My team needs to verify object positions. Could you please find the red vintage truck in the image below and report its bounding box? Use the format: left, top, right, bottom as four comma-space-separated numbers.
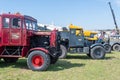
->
0, 13, 61, 71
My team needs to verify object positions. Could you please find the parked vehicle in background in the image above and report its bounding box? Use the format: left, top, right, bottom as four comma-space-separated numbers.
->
109, 35, 120, 51
60, 24, 106, 59
84, 30, 111, 53
108, 2, 120, 52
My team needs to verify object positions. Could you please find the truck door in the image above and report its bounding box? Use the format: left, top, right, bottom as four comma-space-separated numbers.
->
69, 29, 78, 47
69, 29, 84, 47
10, 17, 22, 45
2, 17, 10, 45
22, 19, 27, 46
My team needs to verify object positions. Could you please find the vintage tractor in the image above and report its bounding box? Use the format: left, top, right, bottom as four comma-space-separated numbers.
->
60, 24, 106, 59
0, 13, 61, 71
83, 30, 111, 53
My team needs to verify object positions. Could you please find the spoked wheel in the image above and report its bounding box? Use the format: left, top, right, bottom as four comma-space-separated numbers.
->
3, 57, 18, 63
104, 44, 111, 53
27, 50, 50, 71
112, 44, 120, 52
90, 46, 106, 59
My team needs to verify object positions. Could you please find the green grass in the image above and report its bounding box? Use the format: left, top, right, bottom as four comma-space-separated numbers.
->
0, 51, 120, 80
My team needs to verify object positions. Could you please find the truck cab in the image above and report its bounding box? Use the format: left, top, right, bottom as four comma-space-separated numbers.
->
69, 24, 84, 47
0, 13, 38, 46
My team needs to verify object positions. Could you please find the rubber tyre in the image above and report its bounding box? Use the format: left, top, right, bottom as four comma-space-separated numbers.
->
27, 50, 50, 71
112, 44, 120, 52
59, 45, 67, 59
104, 44, 111, 53
90, 46, 106, 59
3, 58, 18, 63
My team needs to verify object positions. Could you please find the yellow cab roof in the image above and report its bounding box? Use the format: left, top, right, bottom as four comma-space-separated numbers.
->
84, 30, 97, 37
69, 24, 83, 30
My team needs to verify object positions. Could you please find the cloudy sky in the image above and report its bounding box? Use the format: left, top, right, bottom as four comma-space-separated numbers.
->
0, 0, 120, 30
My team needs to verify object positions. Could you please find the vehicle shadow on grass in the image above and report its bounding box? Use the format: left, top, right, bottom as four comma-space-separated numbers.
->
66, 55, 91, 59
66, 54, 115, 60
47, 60, 85, 71
0, 58, 28, 69
0, 58, 85, 71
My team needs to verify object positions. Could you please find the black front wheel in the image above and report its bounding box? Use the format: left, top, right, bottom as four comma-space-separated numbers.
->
27, 50, 50, 71
90, 46, 106, 59
112, 44, 120, 52
59, 45, 67, 59
104, 44, 111, 53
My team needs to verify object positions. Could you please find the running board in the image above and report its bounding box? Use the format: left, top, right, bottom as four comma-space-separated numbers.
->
0, 55, 22, 58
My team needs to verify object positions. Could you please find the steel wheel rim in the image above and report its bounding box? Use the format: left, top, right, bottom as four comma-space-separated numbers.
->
105, 45, 110, 51
94, 48, 102, 57
115, 46, 119, 50
32, 55, 44, 67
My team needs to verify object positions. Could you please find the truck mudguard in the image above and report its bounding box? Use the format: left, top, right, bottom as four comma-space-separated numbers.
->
90, 43, 104, 49
27, 47, 49, 55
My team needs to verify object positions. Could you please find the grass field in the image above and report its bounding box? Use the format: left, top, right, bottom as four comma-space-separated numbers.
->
0, 51, 120, 80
